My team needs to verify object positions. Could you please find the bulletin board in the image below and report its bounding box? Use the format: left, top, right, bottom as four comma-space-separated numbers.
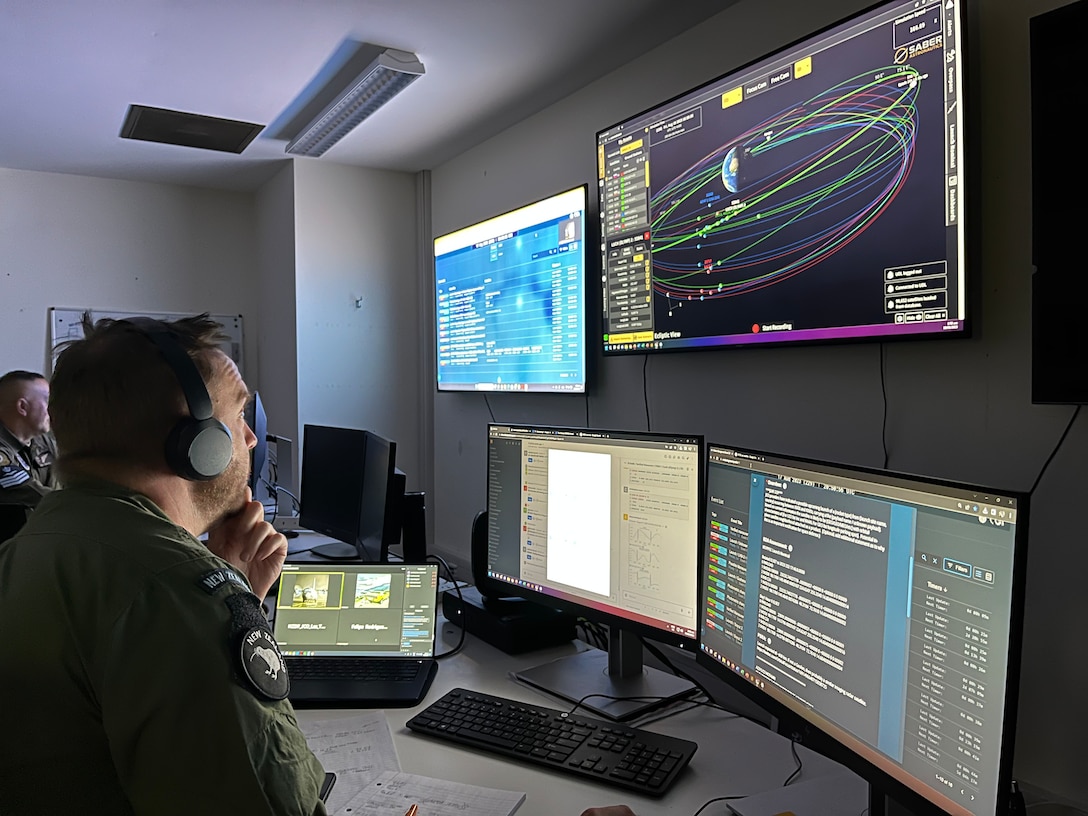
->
48, 308, 245, 375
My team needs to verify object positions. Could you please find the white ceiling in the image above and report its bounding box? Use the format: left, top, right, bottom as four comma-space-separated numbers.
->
0, 0, 730, 192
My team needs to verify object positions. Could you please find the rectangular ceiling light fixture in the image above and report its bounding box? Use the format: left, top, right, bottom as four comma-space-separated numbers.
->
285, 47, 425, 157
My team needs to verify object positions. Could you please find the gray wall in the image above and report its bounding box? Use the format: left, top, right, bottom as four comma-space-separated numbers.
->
254, 163, 300, 462
0, 162, 421, 498
428, 0, 1088, 806
0, 167, 260, 376
293, 161, 423, 491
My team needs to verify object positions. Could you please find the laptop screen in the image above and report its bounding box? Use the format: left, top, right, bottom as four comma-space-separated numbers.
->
274, 563, 439, 658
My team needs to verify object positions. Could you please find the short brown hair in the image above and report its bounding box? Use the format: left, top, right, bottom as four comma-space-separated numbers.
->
49, 314, 229, 477
0, 370, 47, 402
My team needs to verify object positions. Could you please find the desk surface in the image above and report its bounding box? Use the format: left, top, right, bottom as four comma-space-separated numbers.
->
293, 615, 868, 816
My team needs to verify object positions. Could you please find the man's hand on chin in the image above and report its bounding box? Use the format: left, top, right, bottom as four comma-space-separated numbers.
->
205, 487, 287, 599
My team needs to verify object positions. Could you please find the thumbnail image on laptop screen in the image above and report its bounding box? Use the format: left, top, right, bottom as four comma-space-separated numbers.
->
274, 563, 438, 658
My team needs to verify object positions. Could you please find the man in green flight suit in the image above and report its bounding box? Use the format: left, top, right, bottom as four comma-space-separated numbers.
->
0, 315, 327, 815
0, 370, 59, 507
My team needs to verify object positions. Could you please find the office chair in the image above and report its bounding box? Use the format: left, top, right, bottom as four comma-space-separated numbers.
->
0, 504, 31, 543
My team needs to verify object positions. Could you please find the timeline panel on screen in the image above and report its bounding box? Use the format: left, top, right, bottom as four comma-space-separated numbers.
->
598, 0, 967, 353
434, 186, 588, 393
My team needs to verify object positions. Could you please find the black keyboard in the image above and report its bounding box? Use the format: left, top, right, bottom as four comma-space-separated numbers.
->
286, 657, 423, 681
406, 688, 697, 796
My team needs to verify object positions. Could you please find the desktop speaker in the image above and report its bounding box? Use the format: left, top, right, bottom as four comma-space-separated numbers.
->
448, 509, 576, 654
470, 510, 509, 599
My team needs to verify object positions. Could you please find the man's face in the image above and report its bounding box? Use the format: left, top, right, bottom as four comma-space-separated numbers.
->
193, 352, 257, 524
21, 378, 50, 436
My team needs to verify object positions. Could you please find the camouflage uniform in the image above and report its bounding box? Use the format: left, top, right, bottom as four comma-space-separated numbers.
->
0, 423, 58, 507
0, 478, 327, 815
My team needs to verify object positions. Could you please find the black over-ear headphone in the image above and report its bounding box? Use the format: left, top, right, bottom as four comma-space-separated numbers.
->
124, 318, 234, 481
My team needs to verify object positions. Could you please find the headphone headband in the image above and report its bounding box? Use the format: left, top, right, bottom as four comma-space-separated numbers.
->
123, 317, 233, 480
125, 318, 214, 422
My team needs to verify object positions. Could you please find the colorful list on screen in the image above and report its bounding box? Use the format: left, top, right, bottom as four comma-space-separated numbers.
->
435, 186, 588, 393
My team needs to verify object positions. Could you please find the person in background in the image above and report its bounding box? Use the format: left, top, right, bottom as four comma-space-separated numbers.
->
0, 370, 59, 508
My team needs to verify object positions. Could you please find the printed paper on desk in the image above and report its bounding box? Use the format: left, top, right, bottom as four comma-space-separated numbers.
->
302, 711, 402, 811
332, 769, 525, 816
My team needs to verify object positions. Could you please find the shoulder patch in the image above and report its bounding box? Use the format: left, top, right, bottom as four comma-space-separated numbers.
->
226, 592, 289, 701
0, 468, 30, 488
239, 627, 290, 701
0, 450, 9, 467
197, 567, 251, 595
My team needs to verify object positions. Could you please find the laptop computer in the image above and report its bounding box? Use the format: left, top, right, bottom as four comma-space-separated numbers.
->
272, 562, 440, 707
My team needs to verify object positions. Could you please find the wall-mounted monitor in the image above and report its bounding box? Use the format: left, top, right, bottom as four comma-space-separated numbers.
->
698, 444, 1027, 816
597, 0, 968, 353
434, 185, 588, 392
1030, 0, 1088, 404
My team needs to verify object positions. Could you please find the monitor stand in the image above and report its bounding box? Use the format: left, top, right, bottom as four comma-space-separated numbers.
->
309, 540, 360, 560
512, 627, 696, 722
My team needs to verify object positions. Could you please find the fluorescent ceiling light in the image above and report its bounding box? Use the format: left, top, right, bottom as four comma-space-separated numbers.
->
285, 47, 425, 157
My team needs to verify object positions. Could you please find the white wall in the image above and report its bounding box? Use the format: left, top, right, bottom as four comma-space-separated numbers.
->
254, 163, 300, 486
0, 161, 424, 501
428, 0, 1088, 806
292, 160, 422, 493
0, 167, 259, 378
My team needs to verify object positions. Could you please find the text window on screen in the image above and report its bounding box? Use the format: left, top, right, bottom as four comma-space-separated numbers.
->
546, 448, 612, 596
618, 453, 698, 622
754, 478, 893, 743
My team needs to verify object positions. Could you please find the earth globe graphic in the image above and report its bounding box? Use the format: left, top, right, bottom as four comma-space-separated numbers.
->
721, 145, 740, 193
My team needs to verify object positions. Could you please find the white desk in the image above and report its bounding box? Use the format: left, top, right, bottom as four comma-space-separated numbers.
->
293, 616, 868, 816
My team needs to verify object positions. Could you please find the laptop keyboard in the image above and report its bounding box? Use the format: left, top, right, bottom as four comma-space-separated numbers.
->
287, 657, 423, 681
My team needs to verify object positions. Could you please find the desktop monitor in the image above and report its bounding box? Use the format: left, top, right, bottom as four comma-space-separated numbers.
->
597, 0, 970, 353
434, 185, 589, 393
697, 444, 1027, 816
485, 423, 703, 720
244, 390, 268, 498
299, 425, 400, 562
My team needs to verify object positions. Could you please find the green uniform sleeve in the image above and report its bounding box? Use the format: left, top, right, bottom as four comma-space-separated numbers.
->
31, 432, 59, 489
0, 433, 56, 507
98, 571, 327, 815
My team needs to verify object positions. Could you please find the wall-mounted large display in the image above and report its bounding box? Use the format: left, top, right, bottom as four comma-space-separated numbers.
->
597, 0, 968, 353
434, 185, 588, 393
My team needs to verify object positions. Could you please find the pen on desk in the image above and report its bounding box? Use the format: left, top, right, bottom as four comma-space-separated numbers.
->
404, 805, 419, 816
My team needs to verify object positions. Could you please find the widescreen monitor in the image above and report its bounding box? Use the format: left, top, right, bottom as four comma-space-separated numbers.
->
697, 444, 1027, 816
299, 425, 401, 562
434, 185, 588, 393
597, 0, 969, 353
486, 423, 703, 720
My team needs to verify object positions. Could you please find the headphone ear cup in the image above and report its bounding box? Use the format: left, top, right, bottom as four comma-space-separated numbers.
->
166, 417, 233, 481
